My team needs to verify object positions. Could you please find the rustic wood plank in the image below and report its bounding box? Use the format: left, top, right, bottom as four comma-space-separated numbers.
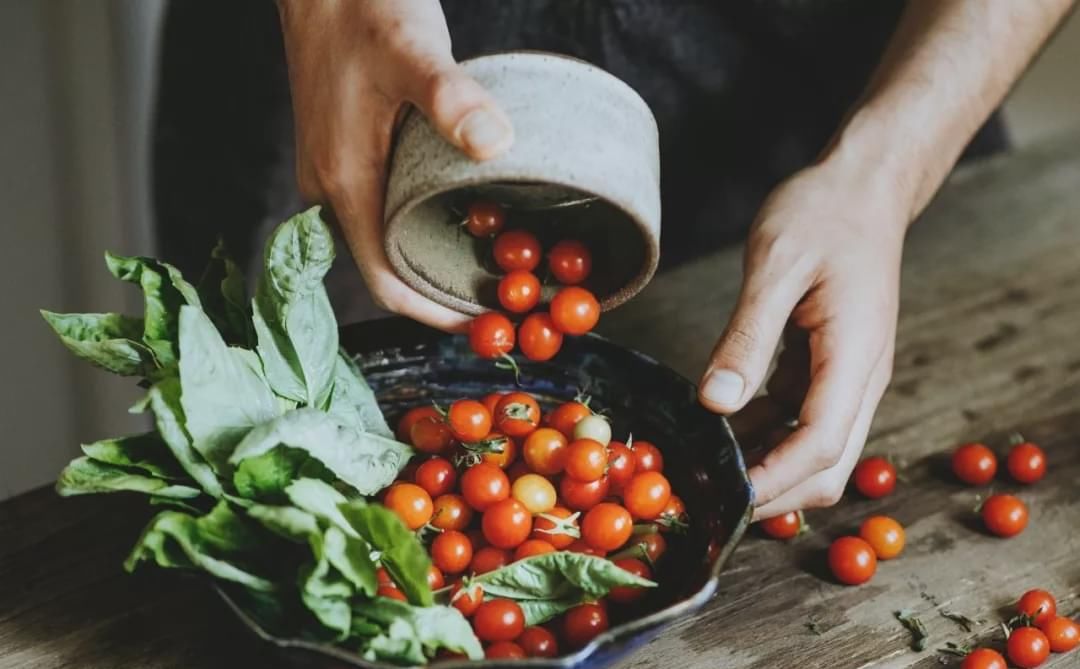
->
2, 134, 1079, 669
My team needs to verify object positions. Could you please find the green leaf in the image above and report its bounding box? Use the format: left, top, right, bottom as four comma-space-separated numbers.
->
326, 352, 393, 438
178, 305, 280, 472
196, 240, 253, 346
284, 478, 356, 536
228, 408, 411, 496
40, 311, 157, 376
298, 525, 376, 641
319, 525, 377, 597
356, 598, 483, 662
246, 504, 320, 543
124, 502, 277, 591
340, 500, 432, 606
253, 207, 338, 407
144, 377, 223, 497
81, 433, 186, 480
56, 457, 201, 499
517, 598, 582, 626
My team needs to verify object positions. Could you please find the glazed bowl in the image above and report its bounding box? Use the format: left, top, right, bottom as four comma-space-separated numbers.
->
384, 51, 661, 316
218, 317, 753, 668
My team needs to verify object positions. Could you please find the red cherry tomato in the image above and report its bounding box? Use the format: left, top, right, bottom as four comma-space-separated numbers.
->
493, 229, 541, 272
563, 602, 609, 649
530, 505, 580, 549
376, 567, 396, 589
397, 406, 439, 442
506, 460, 531, 484
565, 439, 608, 482
513, 538, 556, 561
518, 312, 564, 362
465, 200, 505, 238
498, 270, 542, 314
426, 565, 445, 590
473, 599, 526, 642
582, 502, 633, 552
828, 536, 877, 585
858, 515, 905, 560
522, 428, 569, 475
431, 494, 473, 532
383, 483, 433, 530
410, 416, 453, 455
517, 626, 559, 657
494, 392, 541, 438
480, 392, 506, 417
622, 472, 671, 520
414, 457, 457, 498
631, 440, 663, 473
605, 441, 636, 492
548, 239, 593, 285
853, 456, 896, 499
1007, 626, 1050, 668
447, 399, 492, 443
482, 499, 533, 549
1007, 442, 1047, 484
469, 312, 515, 359
547, 401, 592, 439
460, 462, 510, 512
470, 546, 512, 574
566, 538, 606, 557
1042, 616, 1080, 652
460, 432, 517, 470
485, 641, 526, 659
550, 287, 600, 336
982, 494, 1028, 537
952, 442, 998, 485
450, 579, 483, 617
960, 648, 1008, 669
560, 475, 611, 511
431, 530, 473, 575
760, 511, 804, 540
377, 585, 407, 601
1017, 589, 1057, 627
657, 495, 688, 532
635, 531, 667, 563
609, 557, 652, 604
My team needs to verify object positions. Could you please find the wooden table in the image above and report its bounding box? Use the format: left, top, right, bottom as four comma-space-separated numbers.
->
3, 134, 1080, 669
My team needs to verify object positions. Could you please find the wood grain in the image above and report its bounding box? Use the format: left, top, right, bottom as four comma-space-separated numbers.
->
3, 135, 1080, 668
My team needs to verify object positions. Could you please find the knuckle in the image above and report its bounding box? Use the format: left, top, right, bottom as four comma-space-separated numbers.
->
721, 319, 764, 359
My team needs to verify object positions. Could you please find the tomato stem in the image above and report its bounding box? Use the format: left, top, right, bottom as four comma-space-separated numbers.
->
494, 354, 522, 385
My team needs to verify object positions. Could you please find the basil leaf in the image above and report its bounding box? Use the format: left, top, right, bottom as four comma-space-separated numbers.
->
319, 525, 377, 597
357, 598, 483, 662
80, 433, 186, 480
327, 352, 393, 438
144, 377, 224, 498
228, 408, 411, 496
284, 478, 356, 537
196, 240, 253, 346
246, 504, 320, 543
178, 305, 280, 471
299, 525, 377, 640
340, 500, 432, 607
56, 457, 202, 499
40, 311, 157, 376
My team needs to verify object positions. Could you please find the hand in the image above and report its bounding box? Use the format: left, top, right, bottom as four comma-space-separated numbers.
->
698, 158, 906, 519
277, 0, 514, 331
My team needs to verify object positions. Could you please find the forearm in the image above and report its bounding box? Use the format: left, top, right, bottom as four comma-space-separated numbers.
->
824, 0, 1076, 222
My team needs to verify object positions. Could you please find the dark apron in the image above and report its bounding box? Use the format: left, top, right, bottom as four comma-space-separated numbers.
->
154, 0, 1007, 322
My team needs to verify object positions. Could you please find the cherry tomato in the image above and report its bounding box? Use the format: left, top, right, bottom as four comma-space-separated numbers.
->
1007, 442, 1047, 484
982, 494, 1028, 537
523, 428, 569, 475
426, 565, 445, 590
473, 599, 526, 642
622, 472, 671, 520
469, 312, 515, 359
566, 538, 606, 557
397, 406, 439, 442
828, 536, 876, 585
631, 440, 663, 473
636, 531, 667, 563
494, 392, 541, 438
414, 457, 457, 498
384, 483, 433, 530
548, 239, 593, 285
1007, 626, 1050, 668
560, 475, 611, 511
550, 286, 600, 336
460, 463, 510, 512
531, 506, 580, 549
853, 456, 896, 499
582, 503, 633, 552
511, 473, 557, 514
563, 602, 609, 649
377, 585, 407, 601
1042, 616, 1080, 652
465, 200, 505, 238
431, 530, 473, 574
459, 433, 517, 469
760, 511, 804, 540
1017, 589, 1057, 627
518, 312, 564, 362
547, 401, 592, 439
447, 399, 492, 443
960, 648, 1008, 669
657, 495, 688, 532
859, 515, 905, 560
572, 414, 611, 446
565, 439, 608, 482
410, 416, 453, 455
606, 441, 636, 491
609, 558, 652, 604
506, 460, 531, 484
517, 626, 559, 657
482, 498, 533, 549
431, 494, 473, 532
497, 269, 542, 314
485, 641, 525, 659
451, 579, 483, 616
952, 442, 998, 485
493, 229, 541, 272
513, 539, 556, 561
480, 392, 506, 417
376, 567, 396, 589
470, 546, 511, 574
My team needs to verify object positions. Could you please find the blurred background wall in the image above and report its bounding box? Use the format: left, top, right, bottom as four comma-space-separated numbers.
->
1, 2, 1078, 500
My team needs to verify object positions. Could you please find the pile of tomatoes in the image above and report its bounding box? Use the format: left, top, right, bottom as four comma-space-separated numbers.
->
463, 201, 602, 363
958, 588, 1078, 669
383, 389, 688, 660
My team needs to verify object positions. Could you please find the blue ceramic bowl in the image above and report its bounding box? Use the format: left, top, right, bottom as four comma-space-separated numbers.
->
218, 317, 753, 668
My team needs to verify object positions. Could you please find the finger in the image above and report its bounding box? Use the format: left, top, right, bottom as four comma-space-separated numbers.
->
727, 395, 793, 448
766, 342, 810, 411
747, 321, 885, 506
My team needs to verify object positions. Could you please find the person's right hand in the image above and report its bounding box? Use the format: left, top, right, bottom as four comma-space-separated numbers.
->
277, 0, 514, 331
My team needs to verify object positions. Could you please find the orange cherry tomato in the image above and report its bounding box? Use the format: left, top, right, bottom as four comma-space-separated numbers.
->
383, 483, 433, 530
622, 472, 671, 520
859, 515, 905, 560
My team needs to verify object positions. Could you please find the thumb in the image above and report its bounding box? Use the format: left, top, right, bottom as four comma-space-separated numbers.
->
403, 60, 514, 161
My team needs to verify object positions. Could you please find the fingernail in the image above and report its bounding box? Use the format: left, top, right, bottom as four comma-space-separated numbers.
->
701, 370, 745, 408
457, 108, 512, 155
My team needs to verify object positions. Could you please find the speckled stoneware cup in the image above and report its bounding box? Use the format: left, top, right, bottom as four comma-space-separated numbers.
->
384, 51, 661, 315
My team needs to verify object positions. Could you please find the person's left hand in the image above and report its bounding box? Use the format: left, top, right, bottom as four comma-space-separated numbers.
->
698, 155, 908, 520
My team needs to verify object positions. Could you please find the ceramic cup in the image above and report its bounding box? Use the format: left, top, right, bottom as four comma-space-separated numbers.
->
384, 51, 661, 316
